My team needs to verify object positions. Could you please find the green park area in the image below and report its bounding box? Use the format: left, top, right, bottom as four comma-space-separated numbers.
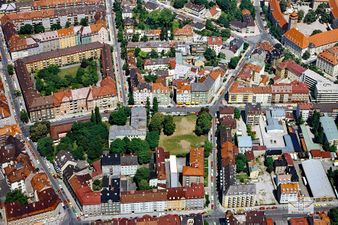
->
35, 59, 99, 96
159, 114, 207, 155
57, 65, 81, 78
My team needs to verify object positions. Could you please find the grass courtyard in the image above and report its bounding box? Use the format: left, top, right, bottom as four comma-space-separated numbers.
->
57, 65, 80, 78
159, 114, 207, 155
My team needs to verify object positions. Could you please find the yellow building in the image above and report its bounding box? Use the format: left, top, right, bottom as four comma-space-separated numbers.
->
57, 27, 78, 49
23, 42, 103, 72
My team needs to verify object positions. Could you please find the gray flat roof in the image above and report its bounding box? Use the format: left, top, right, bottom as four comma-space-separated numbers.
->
301, 159, 336, 199
320, 116, 338, 142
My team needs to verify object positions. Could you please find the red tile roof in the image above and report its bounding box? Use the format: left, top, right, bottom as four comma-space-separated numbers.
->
208, 36, 223, 46
182, 147, 204, 177
278, 60, 306, 76
269, 0, 288, 30
5, 187, 61, 222
155, 147, 168, 180
121, 189, 167, 203
283, 28, 309, 49
174, 25, 193, 36
68, 174, 101, 206
330, 0, 338, 18
318, 46, 338, 66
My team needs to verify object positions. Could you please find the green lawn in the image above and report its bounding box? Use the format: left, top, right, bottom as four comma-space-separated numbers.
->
57, 65, 80, 78
159, 114, 207, 155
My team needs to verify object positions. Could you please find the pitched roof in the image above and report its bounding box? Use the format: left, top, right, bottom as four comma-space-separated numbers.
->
174, 24, 193, 36
283, 28, 309, 49
308, 28, 338, 47
182, 147, 204, 177
56, 27, 74, 37
318, 46, 338, 65
31, 172, 50, 192
269, 0, 288, 30
68, 174, 101, 206
120, 189, 167, 203
5, 187, 61, 222
329, 0, 338, 18
278, 60, 306, 76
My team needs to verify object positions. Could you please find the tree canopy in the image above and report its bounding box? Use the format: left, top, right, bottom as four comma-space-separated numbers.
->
163, 115, 176, 135
109, 106, 131, 125
134, 167, 151, 190
195, 108, 212, 136
30, 121, 50, 142
37, 137, 54, 160
6, 190, 28, 205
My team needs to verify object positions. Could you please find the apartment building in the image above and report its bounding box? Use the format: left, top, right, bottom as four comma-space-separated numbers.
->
277, 182, 300, 203
167, 183, 205, 211
130, 68, 171, 106
15, 42, 117, 122
120, 155, 138, 176
101, 176, 120, 215
301, 69, 338, 103
223, 184, 256, 208
173, 25, 194, 42
191, 69, 222, 105
184, 2, 206, 17
268, 0, 288, 32
144, 58, 175, 71
245, 103, 262, 126
101, 153, 121, 177
68, 174, 101, 216
0, 5, 105, 30
6, 188, 62, 225
127, 41, 173, 53
316, 47, 338, 78
276, 60, 306, 81
282, 28, 338, 57
182, 147, 204, 186
120, 189, 167, 214
228, 81, 309, 104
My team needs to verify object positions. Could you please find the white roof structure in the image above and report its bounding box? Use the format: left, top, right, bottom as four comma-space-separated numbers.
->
301, 159, 336, 199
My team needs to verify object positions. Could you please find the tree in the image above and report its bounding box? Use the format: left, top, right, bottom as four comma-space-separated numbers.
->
30, 121, 50, 142
173, 0, 187, 8
149, 49, 159, 59
110, 138, 127, 154
302, 51, 311, 60
329, 207, 338, 224
163, 115, 176, 135
37, 137, 54, 160
134, 167, 150, 189
51, 23, 62, 30
141, 35, 148, 42
94, 106, 101, 124
235, 153, 247, 173
279, 0, 287, 12
149, 112, 164, 132
80, 17, 89, 26
134, 48, 141, 57
109, 106, 130, 125
92, 179, 102, 191
229, 56, 240, 69
6, 190, 28, 205
132, 33, 140, 42
319, 12, 331, 24
304, 10, 317, 24
204, 140, 212, 158
146, 131, 160, 149
20, 110, 29, 123
239, 0, 255, 15
193, 0, 208, 6
128, 93, 134, 105
195, 108, 212, 136
264, 157, 274, 173
19, 24, 33, 34
204, 48, 217, 61
152, 97, 159, 115
65, 21, 72, 28
329, 145, 337, 152
234, 108, 241, 120
34, 24, 45, 33
298, 10, 304, 22
7, 64, 14, 75
311, 29, 322, 35
146, 97, 151, 121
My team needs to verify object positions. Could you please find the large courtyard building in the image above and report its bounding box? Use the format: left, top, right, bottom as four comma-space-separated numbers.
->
15, 42, 118, 121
